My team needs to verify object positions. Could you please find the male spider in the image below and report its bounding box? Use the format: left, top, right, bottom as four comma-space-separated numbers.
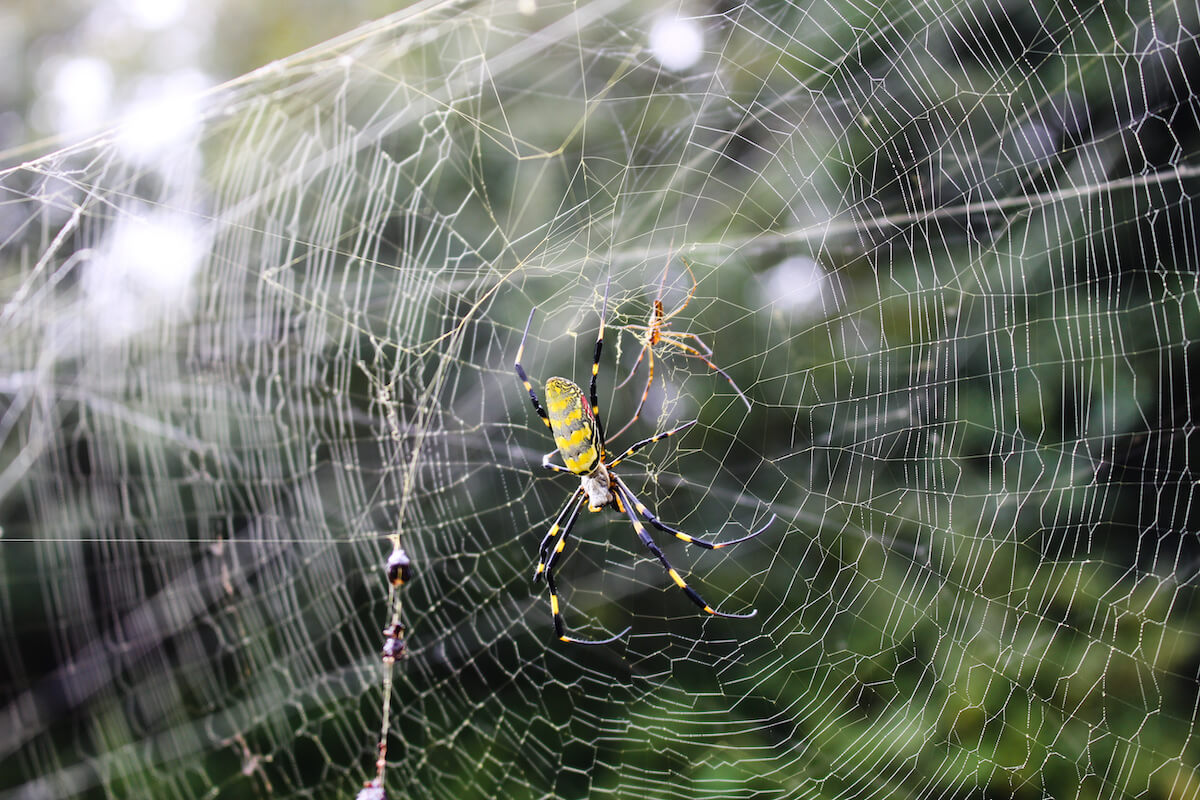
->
514, 289, 772, 644
610, 258, 751, 439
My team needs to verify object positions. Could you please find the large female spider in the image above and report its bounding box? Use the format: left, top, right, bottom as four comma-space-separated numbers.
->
514, 291, 772, 644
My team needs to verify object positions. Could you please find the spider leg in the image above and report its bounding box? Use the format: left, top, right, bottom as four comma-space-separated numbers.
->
544, 569, 631, 645
589, 278, 610, 448
614, 327, 650, 390
541, 450, 577, 474
666, 329, 714, 357
607, 419, 698, 468
613, 481, 756, 619
533, 488, 585, 581
619, 340, 648, 393
609, 343, 657, 440
529, 467, 629, 644
515, 308, 551, 427
531, 467, 629, 644
658, 332, 751, 411
613, 475, 775, 550
667, 256, 699, 324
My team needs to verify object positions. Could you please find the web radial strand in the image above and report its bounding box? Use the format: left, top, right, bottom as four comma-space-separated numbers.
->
1, 1, 1199, 800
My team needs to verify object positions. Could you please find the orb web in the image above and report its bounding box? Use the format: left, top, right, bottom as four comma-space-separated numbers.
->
2, 1, 1199, 798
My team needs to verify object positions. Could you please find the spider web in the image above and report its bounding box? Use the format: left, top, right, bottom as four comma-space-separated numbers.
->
2, 0, 1200, 797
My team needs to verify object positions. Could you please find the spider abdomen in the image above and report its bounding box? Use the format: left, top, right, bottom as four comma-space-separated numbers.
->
544, 376, 601, 474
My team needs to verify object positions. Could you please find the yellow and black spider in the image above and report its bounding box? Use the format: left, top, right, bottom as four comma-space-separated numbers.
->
514, 289, 773, 644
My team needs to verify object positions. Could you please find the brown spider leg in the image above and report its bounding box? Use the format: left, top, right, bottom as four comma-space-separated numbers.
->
655, 256, 698, 330
612, 475, 775, 550
614, 327, 651, 390
533, 488, 585, 581
609, 340, 658, 439
612, 481, 757, 619
658, 256, 697, 328
656, 331, 751, 411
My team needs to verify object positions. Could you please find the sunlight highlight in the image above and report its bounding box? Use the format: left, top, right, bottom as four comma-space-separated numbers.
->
85, 211, 204, 341
759, 256, 833, 316
117, 71, 208, 163
649, 15, 703, 71
41, 56, 114, 138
